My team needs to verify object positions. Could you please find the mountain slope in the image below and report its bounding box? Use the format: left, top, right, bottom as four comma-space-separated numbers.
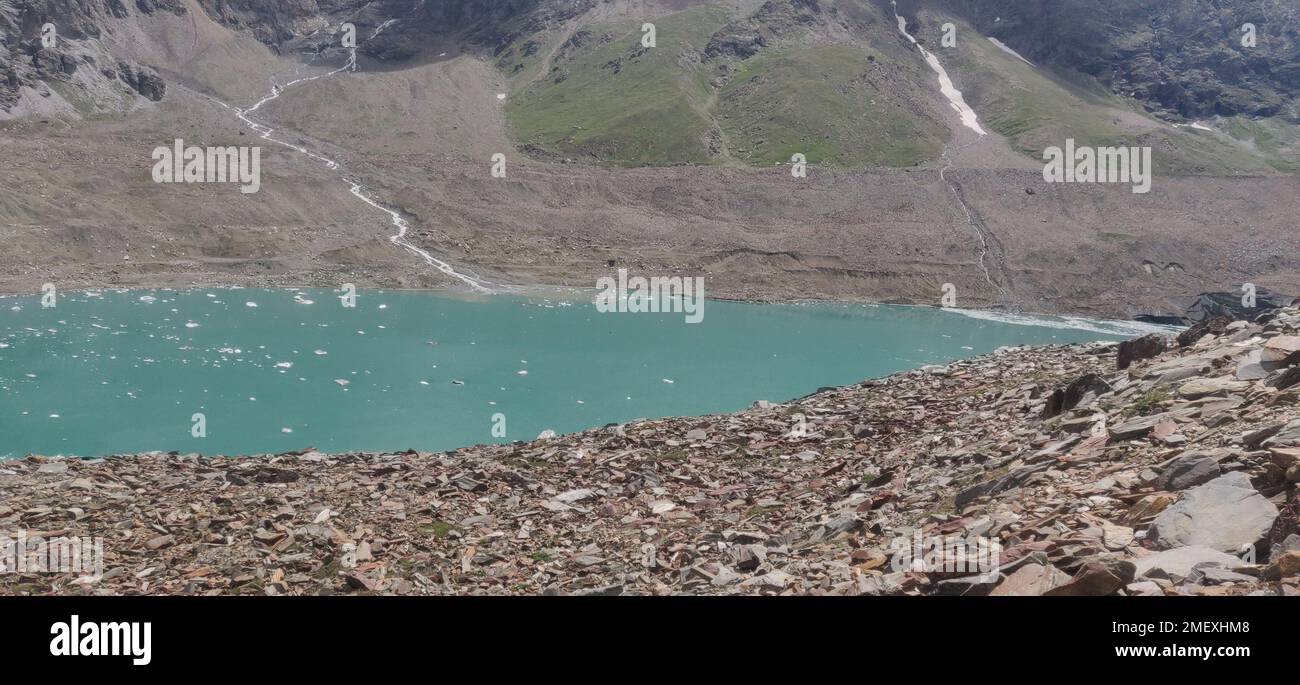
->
1, 0, 1299, 320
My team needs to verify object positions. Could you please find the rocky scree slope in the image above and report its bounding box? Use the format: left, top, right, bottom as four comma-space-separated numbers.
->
0, 0, 170, 116
3, 309, 1300, 595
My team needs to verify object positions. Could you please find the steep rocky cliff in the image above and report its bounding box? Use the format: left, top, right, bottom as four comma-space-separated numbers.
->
939, 0, 1300, 121
0, 0, 172, 115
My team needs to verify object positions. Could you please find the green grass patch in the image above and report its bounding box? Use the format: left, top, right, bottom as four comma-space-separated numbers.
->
716, 45, 946, 167
1128, 388, 1171, 416
1222, 115, 1300, 173
506, 5, 731, 166
419, 520, 459, 539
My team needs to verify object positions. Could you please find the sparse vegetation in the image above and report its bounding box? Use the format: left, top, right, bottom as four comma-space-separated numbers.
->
1129, 388, 1171, 416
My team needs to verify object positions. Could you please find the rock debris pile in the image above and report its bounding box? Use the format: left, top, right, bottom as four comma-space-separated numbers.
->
4, 309, 1300, 595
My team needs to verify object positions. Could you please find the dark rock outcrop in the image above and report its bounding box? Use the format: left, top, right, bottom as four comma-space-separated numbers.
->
117, 61, 165, 101
1117, 333, 1168, 370
1041, 372, 1111, 418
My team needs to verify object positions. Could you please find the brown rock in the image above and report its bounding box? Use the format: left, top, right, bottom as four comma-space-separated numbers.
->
1044, 557, 1136, 596
1117, 334, 1168, 370
1262, 336, 1300, 363
989, 563, 1071, 596
1177, 316, 1231, 348
1263, 552, 1300, 580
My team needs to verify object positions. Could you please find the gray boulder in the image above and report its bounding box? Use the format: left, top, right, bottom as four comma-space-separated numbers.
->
1148, 472, 1278, 552
1155, 450, 1223, 491
1133, 546, 1244, 580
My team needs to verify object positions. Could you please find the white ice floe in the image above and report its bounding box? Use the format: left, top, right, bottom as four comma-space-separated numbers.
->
942, 307, 1181, 337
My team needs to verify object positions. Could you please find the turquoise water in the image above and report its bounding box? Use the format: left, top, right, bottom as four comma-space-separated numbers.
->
0, 288, 1157, 458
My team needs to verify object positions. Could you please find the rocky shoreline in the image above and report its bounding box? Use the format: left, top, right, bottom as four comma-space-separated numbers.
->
3, 309, 1300, 596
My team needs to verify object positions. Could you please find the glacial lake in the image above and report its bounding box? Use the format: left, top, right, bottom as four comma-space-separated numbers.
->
0, 288, 1163, 458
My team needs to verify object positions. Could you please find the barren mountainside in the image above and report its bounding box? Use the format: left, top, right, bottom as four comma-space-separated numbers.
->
1, 0, 1299, 319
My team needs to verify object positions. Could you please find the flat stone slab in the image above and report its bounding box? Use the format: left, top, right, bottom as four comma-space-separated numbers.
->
1263, 418, 1300, 448
1148, 472, 1278, 552
1155, 450, 1223, 491
1133, 546, 1243, 580
1262, 335, 1300, 363
989, 563, 1070, 596
1178, 377, 1249, 400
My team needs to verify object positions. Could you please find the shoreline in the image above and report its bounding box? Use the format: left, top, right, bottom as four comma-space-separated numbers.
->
0, 280, 1181, 333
